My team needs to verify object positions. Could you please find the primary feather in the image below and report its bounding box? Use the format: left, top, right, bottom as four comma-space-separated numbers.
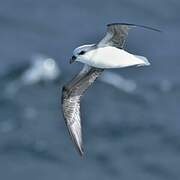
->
62, 65, 103, 156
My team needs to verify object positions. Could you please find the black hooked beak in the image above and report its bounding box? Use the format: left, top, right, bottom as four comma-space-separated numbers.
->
70, 55, 76, 64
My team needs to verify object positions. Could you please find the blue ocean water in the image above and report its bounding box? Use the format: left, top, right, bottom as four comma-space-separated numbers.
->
0, 0, 180, 179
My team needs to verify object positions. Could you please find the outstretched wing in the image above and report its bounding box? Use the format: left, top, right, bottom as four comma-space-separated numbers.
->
98, 23, 161, 49
61, 65, 103, 156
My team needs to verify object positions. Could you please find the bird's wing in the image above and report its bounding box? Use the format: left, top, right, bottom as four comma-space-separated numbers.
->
62, 65, 103, 156
98, 23, 161, 49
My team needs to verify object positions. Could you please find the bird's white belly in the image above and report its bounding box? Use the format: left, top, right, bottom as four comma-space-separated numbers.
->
80, 46, 149, 69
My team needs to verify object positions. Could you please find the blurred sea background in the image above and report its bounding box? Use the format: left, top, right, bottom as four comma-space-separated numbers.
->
0, 0, 180, 179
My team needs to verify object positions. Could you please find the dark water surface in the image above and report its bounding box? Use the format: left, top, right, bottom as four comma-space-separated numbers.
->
0, 0, 180, 179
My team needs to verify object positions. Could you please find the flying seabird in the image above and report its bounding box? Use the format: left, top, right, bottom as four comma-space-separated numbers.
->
61, 23, 160, 156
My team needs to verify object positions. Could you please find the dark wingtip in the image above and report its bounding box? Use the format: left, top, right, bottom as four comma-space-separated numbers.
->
107, 22, 162, 33
74, 139, 84, 157
78, 147, 84, 158
66, 124, 84, 158
73, 142, 84, 158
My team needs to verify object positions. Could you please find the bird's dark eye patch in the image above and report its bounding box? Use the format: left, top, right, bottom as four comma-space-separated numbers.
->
78, 51, 85, 55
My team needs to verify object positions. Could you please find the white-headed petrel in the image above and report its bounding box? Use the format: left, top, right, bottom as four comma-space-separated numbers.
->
61, 23, 160, 156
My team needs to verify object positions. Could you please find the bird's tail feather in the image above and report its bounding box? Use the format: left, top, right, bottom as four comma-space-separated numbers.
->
134, 55, 151, 67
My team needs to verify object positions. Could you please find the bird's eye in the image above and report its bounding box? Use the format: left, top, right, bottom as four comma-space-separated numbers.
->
78, 51, 85, 55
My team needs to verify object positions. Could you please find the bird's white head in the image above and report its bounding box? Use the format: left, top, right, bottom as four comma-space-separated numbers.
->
70, 44, 96, 64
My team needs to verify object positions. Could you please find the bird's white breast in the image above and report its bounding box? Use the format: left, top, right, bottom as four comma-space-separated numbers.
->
78, 46, 150, 69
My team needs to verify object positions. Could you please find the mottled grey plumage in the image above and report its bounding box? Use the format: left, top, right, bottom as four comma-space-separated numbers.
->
98, 23, 129, 49
62, 65, 103, 156
61, 23, 160, 156
98, 23, 161, 49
